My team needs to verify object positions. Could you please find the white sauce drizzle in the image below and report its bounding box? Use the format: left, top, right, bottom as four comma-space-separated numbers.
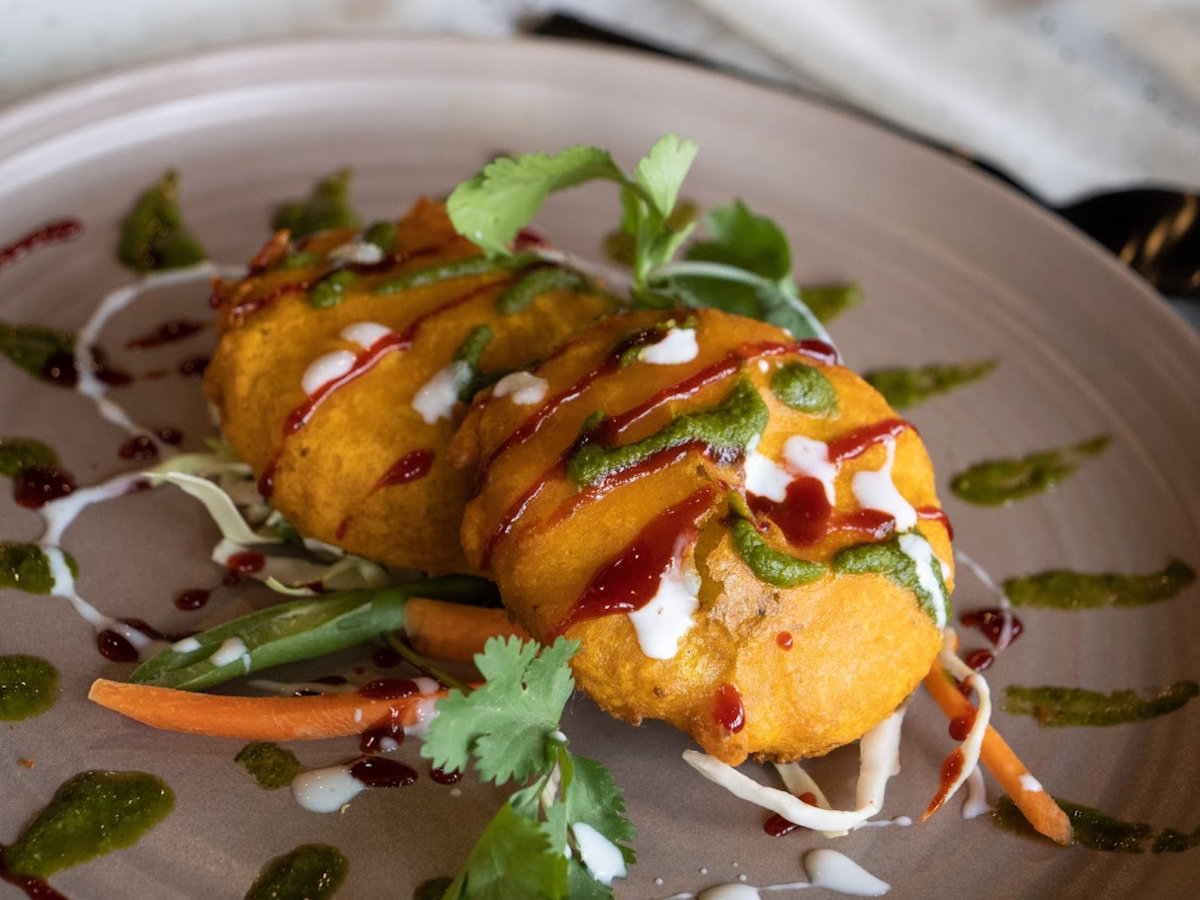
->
171, 636, 202, 653
572, 822, 628, 885
412, 360, 469, 424
301, 349, 356, 396
1019, 773, 1044, 794
897, 533, 949, 629
208, 636, 250, 670
804, 849, 890, 896
962, 767, 990, 819
340, 321, 391, 350
493, 370, 549, 406
291, 763, 366, 813
850, 439, 916, 532
744, 446, 791, 503
328, 240, 384, 266
955, 548, 1019, 652
782, 435, 838, 504
772, 761, 845, 838
641, 327, 699, 365
403, 677, 444, 738
627, 552, 700, 660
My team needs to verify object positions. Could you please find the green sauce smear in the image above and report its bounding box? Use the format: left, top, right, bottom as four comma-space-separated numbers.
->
308, 269, 357, 310
798, 282, 861, 324
369, 253, 538, 298
730, 517, 825, 588
0, 655, 58, 721
1004, 559, 1195, 609
950, 435, 1110, 506
566, 377, 768, 487
770, 362, 837, 415
2, 770, 174, 879
272, 169, 361, 239
1, 543, 76, 595
235, 742, 302, 791
362, 220, 397, 255
1005, 681, 1199, 726
245, 844, 347, 900
1, 322, 75, 381
0, 438, 57, 478
833, 534, 950, 625
863, 359, 996, 409
117, 170, 207, 272
992, 796, 1154, 852
1153, 826, 1200, 853
496, 265, 589, 315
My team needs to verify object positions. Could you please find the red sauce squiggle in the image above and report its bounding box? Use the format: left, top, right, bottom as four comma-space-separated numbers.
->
0, 219, 82, 273
258, 281, 503, 497
547, 485, 715, 638
827, 418, 912, 463
916, 505, 953, 540
925, 747, 965, 818
371, 448, 435, 494
481, 457, 566, 568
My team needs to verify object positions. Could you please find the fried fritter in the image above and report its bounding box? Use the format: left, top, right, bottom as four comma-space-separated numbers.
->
204, 199, 617, 573
455, 308, 953, 764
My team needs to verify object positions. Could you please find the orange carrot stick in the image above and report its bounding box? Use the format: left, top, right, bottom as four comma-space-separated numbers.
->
923, 657, 1073, 846
405, 597, 528, 661
88, 678, 446, 741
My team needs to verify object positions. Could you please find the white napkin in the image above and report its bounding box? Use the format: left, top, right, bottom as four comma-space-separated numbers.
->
691, 0, 1200, 203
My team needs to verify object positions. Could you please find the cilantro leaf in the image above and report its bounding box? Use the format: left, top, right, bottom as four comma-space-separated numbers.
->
442, 802, 569, 900
422, 636, 577, 786
633, 135, 698, 220
563, 756, 636, 857
447, 147, 624, 256
686, 200, 791, 281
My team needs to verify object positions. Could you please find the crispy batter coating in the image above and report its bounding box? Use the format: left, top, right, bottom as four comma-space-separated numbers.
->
204, 199, 616, 573
456, 308, 953, 764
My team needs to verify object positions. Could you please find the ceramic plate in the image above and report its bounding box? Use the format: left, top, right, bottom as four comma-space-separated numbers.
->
1, 37, 1198, 900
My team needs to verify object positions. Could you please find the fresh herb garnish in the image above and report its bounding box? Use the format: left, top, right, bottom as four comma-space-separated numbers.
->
446, 136, 834, 345
423, 637, 635, 899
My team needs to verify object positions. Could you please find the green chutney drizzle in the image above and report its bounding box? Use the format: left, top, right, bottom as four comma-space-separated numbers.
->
1004, 559, 1196, 609
0, 323, 75, 381
769, 362, 837, 415
0, 655, 58, 721
2, 770, 174, 879
117, 170, 207, 272
992, 796, 1154, 852
235, 742, 302, 791
1153, 826, 1200, 853
368, 252, 538, 298
566, 377, 768, 487
950, 435, 1110, 506
798, 282, 861, 324
1, 543, 76, 594
1005, 681, 1199, 726
833, 535, 950, 625
272, 169, 361, 239
496, 265, 588, 315
453, 324, 495, 402
730, 516, 825, 588
0, 438, 57, 478
244, 844, 347, 900
863, 359, 996, 409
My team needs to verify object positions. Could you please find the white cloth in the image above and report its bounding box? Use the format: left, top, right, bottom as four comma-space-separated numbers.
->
1, 0, 1197, 203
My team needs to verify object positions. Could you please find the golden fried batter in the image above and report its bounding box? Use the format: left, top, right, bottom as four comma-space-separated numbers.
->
204, 199, 617, 573
455, 308, 953, 764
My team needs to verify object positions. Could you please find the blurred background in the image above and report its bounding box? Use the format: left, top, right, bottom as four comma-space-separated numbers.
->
2, 0, 1198, 321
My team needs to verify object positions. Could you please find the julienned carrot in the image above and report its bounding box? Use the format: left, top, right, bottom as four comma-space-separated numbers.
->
88, 678, 446, 741
923, 657, 1073, 846
405, 597, 528, 661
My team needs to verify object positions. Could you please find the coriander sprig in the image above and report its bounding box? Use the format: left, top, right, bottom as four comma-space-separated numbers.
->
423, 637, 635, 899
446, 136, 835, 345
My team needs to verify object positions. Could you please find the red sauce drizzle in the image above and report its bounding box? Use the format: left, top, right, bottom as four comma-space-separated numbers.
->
776, 631, 793, 650
38, 347, 131, 389
125, 318, 205, 349
827, 418, 912, 463
964, 649, 994, 672
481, 457, 565, 569
762, 793, 818, 837
97, 630, 139, 663
229, 279, 311, 318
371, 646, 402, 668
178, 354, 209, 378
175, 588, 210, 611
0, 219, 82, 273
371, 448, 435, 493
949, 710, 977, 741
258, 283, 497, 498
960, 607, 1024, 650
0, 844, 68, 900
118, 435, 158, 461
429, 764, 463, 785
226, 551, 265, 574
916, 505, 954, 540
713, 682, 746, 734
348, 756, 417, 788
548, 486, 714, 638
359, 715, 406, 754
13, 466, 76, 508
925, 748, 965, 818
